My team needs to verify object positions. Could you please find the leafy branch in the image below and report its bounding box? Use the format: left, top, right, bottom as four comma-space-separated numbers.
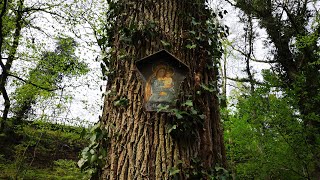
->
8, 73, 60, 92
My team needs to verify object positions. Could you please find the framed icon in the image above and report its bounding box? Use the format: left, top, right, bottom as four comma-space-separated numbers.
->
136, 50, 189, 111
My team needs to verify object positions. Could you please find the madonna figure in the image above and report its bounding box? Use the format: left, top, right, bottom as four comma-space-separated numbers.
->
145, 64, 175, 106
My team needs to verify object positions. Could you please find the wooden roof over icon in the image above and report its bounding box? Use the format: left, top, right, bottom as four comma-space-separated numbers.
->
135, 50, 189, 80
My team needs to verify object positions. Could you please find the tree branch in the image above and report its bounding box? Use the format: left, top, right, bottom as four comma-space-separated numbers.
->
224, 0, 236, 7
24, 8, 65, 19
227, 77, 264, 85
26, 23, 52, 38
231, 44, 276, 63
8, 73, 59, 91
282, 5, 301, 34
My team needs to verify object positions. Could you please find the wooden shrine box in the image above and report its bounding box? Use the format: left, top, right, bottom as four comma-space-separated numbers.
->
136, 50, 189, 112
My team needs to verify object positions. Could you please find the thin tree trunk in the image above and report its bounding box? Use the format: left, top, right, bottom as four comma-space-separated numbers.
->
0, 0, 24, 131
244, 13, 255, 94
0, 0, 9, 132
220, 42, 228, 109
101, 0, 226, 179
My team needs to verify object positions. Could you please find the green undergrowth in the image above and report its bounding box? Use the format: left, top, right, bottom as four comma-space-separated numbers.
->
0, 158, 89, 180
0, 119, 90, 179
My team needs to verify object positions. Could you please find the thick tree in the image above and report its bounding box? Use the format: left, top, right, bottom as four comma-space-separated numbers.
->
98, 0, 227, 179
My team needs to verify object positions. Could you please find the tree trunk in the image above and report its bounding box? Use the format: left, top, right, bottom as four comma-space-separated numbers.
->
101, 0, 226, 179
0, 0, 23, 132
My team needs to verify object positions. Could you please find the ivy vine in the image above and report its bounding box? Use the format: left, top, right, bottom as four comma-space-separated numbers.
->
157, 99, 205, 138
169, 157, 231, 180
78, 122, 109, 179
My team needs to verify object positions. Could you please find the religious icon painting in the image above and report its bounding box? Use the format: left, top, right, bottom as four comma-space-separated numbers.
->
144, 63, 176, 110
135, 50, 189, 112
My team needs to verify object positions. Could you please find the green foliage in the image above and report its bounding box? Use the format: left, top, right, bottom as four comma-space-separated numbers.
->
201, 82, 217, 93
0, 119, 88, 179
0, 159, 88, 180
224, 81, 315, 179
113, 97, 129, 107
12, 36, 89, 122
118, 20, 159, 45
157, 100, 205, 138
161, 40, 171, 48
51, 159, 90, 179
224, 1, 320, 178
168, 158, 231, 180
186, 44, 197, 49
183, 11, 228, 71
78, 122, 109, 179
168, 161, 182, 178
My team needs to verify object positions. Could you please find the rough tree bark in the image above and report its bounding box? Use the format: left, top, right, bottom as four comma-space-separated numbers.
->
101, 0, 226, 179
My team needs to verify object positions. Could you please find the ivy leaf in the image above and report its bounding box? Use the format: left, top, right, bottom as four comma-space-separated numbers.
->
189, 30, 196, 35
114, 97, 129, 107
201, 84, 216, 92
157, 104, 170, 112
101, 149, 107, 157
172, 109, 183, 119
183, 100, 193, 107
161, 40, 171, 47
186, 44, 197, 49
82, 147, 90, 154
80, 128, 87, 139
90, 149, 95, 155
118, 53, 128, 60
90, 154, 98, 164
169, 167, 180, 176
191, 108, 198, 115
90, 123, 101, 133
168, 125, 177, 133
199, 114, 206, 119
90, 133, 97, 142
191, 18, 201, 26
176, 113, 183, 119
77, 158, 86, 169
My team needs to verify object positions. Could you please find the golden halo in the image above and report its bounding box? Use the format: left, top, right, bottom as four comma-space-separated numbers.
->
152, 62, 169, 72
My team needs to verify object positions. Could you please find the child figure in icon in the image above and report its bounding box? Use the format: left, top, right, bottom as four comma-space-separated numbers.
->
145, 64, 175, 104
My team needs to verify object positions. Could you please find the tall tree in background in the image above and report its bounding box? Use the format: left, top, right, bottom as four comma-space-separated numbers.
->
98, 0, 227, 179
12, 37, 88, 124
0, 0, 24, 131
226, 0, 320, 177
0, 0, 94, 132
